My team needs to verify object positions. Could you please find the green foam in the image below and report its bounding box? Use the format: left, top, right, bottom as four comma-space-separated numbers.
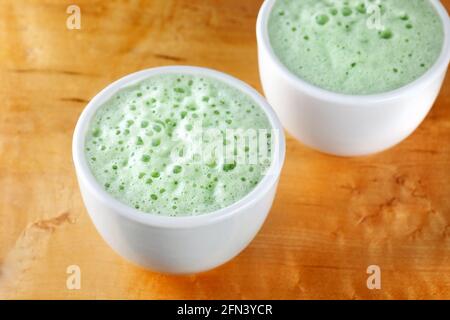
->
268, 0, 444, 95
85, 74, 273, 216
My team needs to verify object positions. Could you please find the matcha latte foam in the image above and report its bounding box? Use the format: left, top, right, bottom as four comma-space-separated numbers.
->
85, 74, 273, 216
268, 0, 444, 95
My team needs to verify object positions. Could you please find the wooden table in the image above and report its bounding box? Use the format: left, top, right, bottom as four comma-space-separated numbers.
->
1, 0, 449, 300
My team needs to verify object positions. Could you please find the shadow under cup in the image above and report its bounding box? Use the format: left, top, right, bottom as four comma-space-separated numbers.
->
72, 66, 286, 274
257, 0, 450, 157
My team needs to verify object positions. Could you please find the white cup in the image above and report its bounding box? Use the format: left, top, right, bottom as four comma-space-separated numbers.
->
73, 66, 286, 274
257, 0, 450, 156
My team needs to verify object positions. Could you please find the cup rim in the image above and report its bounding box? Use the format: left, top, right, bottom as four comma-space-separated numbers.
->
73, 66, 286, 229
257, 0, 450, 103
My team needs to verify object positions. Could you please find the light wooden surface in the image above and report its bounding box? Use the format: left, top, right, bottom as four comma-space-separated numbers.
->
1, 0, 449, 300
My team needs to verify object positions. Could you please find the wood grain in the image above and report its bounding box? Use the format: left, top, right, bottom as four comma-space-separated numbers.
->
0, 0, 449, 300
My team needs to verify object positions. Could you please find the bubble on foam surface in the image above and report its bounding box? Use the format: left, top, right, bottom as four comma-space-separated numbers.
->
268, 0, 444, 95
85, 74, 273, 216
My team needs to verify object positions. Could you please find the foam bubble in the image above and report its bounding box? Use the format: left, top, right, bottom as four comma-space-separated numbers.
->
268, 0, 444, 94
85, 74, 273, 216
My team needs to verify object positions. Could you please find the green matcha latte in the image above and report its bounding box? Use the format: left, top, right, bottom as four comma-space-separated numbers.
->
85, 74, 273, 216
268, 0, 444, 95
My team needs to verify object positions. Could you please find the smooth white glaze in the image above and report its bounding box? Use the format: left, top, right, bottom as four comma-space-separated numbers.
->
257, 0, 450, 156
73, 66, 286, 274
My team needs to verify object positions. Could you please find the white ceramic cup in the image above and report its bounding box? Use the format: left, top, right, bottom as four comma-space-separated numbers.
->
73, 66, 286, 274
257, 0, 450, 156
